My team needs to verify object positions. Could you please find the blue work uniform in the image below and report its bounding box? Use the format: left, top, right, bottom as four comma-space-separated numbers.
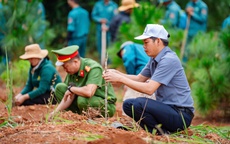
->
186, 0, 208, 39
122, 43, 149, 75
109, 11, 131, 42
67, 6, 90, 57
91, 0, 118, 60
161, 1, 181, 28
123, 46, 194, 134
222, 15, 230, 29
182, 0, 208, 64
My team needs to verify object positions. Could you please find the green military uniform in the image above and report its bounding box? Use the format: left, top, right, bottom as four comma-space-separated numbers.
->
52, 46, 117, 117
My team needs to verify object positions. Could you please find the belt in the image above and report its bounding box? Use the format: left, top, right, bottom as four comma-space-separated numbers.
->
173, 106, 194, 118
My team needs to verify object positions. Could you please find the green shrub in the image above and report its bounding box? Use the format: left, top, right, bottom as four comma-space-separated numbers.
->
1, 60, 30, 87
186, 32, 230, 117
1, 0, 55, 61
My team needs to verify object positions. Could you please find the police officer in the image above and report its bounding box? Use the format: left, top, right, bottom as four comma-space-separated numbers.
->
91, 0, 118, 61
158, 0, 182, 28
67, 0, 90, 57
50, 45, 117, 117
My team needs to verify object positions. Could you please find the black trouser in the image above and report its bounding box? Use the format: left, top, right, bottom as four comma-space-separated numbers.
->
21, 91, 57, 106
123, 97, 194, 134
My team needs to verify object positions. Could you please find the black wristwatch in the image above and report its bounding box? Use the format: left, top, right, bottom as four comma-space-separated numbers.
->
67, 85, 74, 94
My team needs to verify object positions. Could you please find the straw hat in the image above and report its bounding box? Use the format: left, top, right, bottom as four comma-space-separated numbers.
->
118, 0, 139, 11
20, 44, 48, 59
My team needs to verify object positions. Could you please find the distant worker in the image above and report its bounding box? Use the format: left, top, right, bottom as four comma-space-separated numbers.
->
50, 45, 117, 117
117, 41, 149, 76
14, 44, 62, 106
109, 0, 139, 42
182, 0, 208, 64
67, 0, 90, 57
91, 0, 118, 61
158, 0, 184, 29
222, 15, 230, 29
185, 0, 208, 42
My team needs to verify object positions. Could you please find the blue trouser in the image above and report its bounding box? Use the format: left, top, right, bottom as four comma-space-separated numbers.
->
68, 35, 88, 57
123, 97, 194, 134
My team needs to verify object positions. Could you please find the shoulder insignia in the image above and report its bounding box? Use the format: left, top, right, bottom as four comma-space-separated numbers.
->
201, 9, 207, 15
68, 18, 73, 24
85, 66, 91, 72
170, 13, 175, 19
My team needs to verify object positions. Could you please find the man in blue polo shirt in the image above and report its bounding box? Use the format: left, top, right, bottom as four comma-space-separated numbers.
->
103, 24, 194, 135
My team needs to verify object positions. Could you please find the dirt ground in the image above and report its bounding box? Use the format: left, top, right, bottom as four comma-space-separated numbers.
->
0, 70, 230, 144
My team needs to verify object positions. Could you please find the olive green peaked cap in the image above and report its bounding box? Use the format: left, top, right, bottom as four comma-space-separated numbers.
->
51, 45, 79, 55
51, 45, 79, 66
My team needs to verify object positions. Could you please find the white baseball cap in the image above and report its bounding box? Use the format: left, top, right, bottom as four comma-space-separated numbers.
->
134, 24, 169, 41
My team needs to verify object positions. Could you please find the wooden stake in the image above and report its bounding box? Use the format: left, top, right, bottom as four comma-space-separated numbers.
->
104, 52, 108, 121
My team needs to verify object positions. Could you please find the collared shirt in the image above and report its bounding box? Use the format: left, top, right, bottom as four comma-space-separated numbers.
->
163, 1, 181, 27
64, 58, 117, 103
68, 6, 90, 38
141, 47, 194, 112
91, 0, 118, 29
186, 0, 208, 37
122, 43, 149, 75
